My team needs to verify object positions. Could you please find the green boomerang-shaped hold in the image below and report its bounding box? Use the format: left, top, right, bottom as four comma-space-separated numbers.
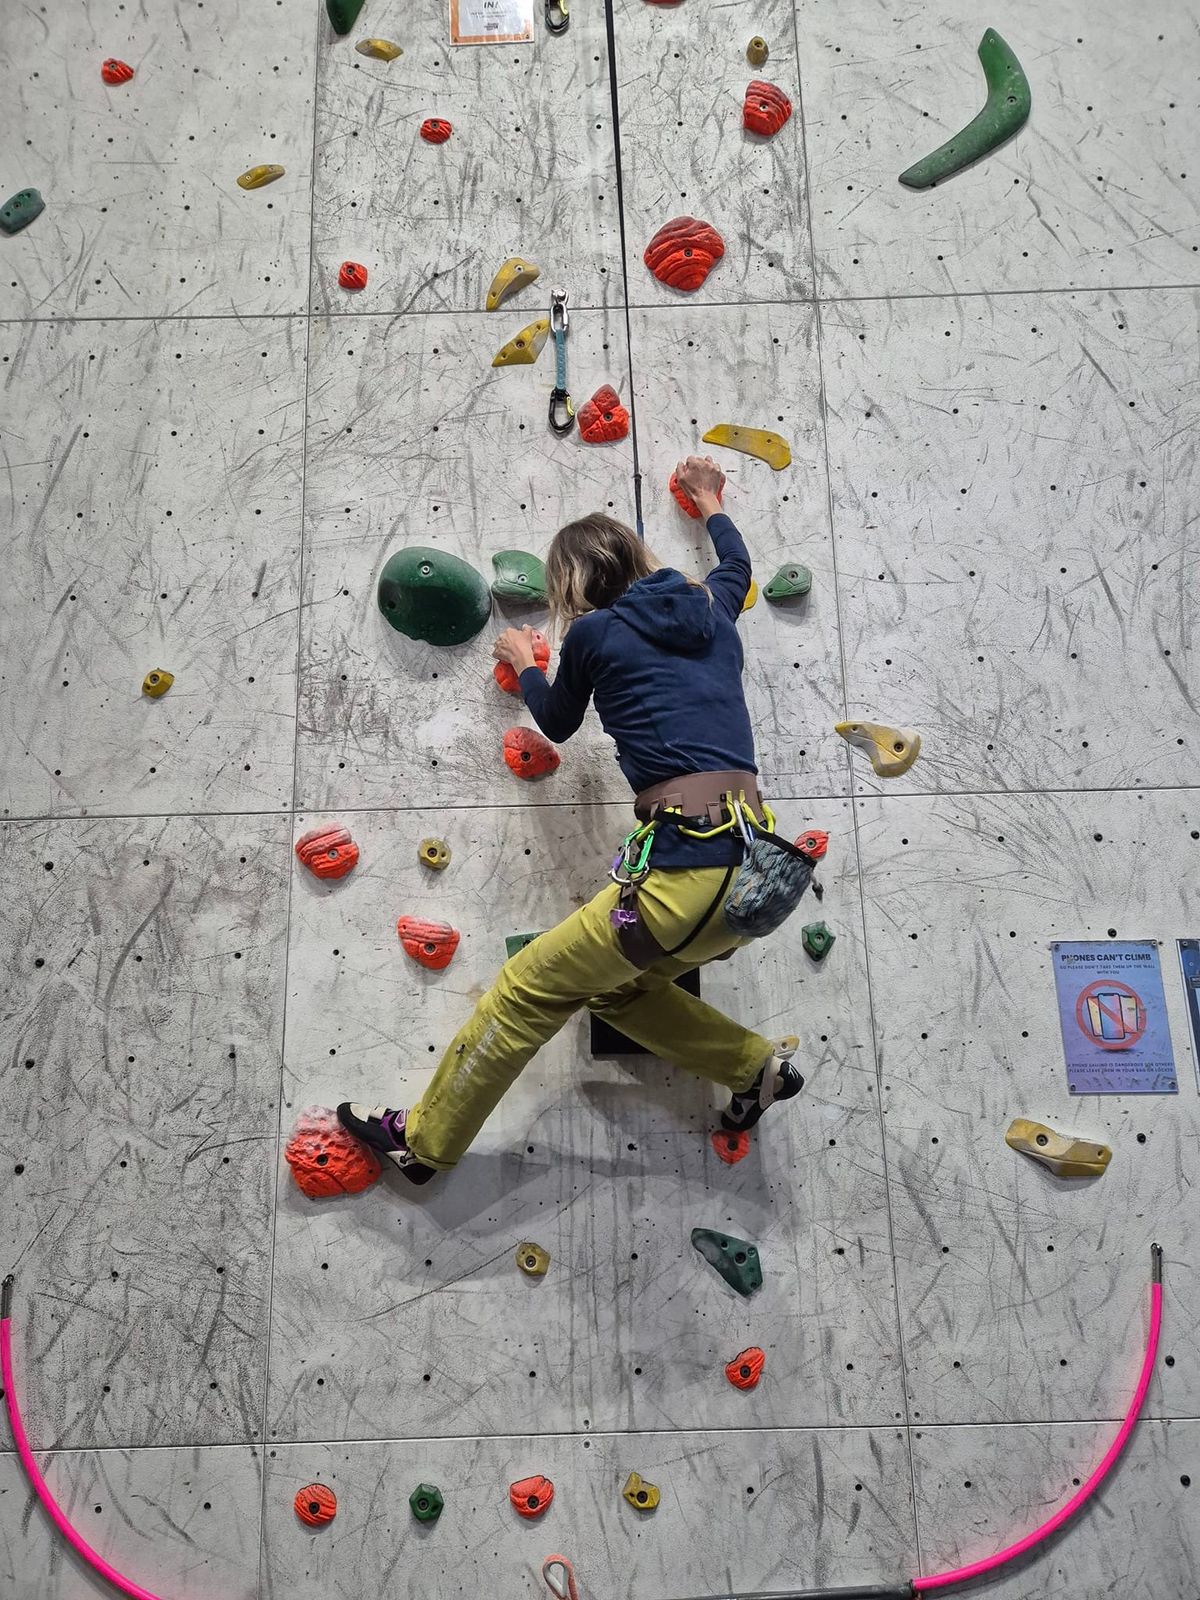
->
899, 29, 1031, 190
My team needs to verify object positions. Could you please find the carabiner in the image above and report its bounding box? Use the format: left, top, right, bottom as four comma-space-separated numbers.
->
549, 388, 576, 434
545, 0, 569, 32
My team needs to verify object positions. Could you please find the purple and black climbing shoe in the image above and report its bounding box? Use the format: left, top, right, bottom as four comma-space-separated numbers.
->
336, 1103, 437, 1185
721, 1037, 804, 1133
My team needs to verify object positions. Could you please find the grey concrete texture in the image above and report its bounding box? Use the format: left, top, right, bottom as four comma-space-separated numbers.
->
1, 0, 1197, 1595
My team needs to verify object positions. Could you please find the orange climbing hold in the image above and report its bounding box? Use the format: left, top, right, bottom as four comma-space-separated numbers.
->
285, 1106, 382, 1199
494, 631, 551, 695
643, 216, 725, 293
420, 118, 452, 144
742, 80, 793, 138
794, 827, 829, 861
725, 1347, 765, 1390
338, 261, 368, 290
295, 825, 359, 880
504, 726, 560, 780
577, 385, 630, 444
294, 1483, 337, 1525
101, 59, 134, 85
711, 1128, 751, 1165
669, 469, 722, 520
396, 917, 461, 971
509, 1475, 554, 1518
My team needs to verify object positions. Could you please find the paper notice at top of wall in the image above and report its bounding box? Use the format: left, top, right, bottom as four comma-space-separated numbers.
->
450, 0, 534, 45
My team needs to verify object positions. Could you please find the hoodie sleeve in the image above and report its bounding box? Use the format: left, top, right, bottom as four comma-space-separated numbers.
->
518, 620, 596, 743
704, 512, 753, 620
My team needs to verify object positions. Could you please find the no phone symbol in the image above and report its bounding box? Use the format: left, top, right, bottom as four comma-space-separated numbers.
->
1075, 979, 1147, 1051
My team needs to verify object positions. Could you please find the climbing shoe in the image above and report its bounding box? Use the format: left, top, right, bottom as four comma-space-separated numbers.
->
336, 1103, 437, 1185
721, 1037, 804, 1132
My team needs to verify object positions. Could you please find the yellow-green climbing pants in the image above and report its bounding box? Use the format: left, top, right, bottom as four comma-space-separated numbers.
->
405, 867, 774, 1170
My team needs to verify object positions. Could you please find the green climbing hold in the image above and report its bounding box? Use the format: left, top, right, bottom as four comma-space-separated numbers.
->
899, 29, 1031, 189
377, 547, 492, 647
505, 932, 543, 959
763, 563, 812, 602
325, 0, 367, 34
690, 1228, 762, 1298
0, 188, 45, 236
802, 921, 836, 961
491, 550, 548, 603
409, 1483, 444, 1523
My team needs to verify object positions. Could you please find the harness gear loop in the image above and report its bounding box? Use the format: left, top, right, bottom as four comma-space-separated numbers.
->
548, 287, 576, 435
545, 0, 569, 32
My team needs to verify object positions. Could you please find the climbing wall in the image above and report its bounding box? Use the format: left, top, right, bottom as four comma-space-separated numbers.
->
1, 1, 1199, 1597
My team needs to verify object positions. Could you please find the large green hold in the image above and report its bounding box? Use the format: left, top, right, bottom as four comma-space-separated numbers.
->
899, 29, 1031, 189
491, 550, 547, 603
691, 1228, 762, 1298
764, 562, 812, 601
0, 188, 44, 235
377, 547, 492, 646
325, 0, 366, 34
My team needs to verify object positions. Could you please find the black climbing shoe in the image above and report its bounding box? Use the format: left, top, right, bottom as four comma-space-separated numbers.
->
336, 1103, 437, 1185
721, 1038, 804, 1132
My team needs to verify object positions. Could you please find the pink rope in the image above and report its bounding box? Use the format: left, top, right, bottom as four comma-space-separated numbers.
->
543, 1555, 580, 1600
914, 1263, 1162, 1591
1, 1308, 167, 1600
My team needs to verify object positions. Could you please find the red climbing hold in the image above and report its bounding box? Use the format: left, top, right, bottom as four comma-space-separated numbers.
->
285, 1106, 382, 1199
711, 1128, 751, 1165
504, 726, 560, 780
725, 1347, 766, 1390
295, 825, 359, 881
509, 1475, 554, 1518
396, 917, 461, 971
101, 59, 134, 85
794, 828, 829, 861
420, 118, 452, 144
577, 385, 630, 445
494, 631, 551, 695
669, 469, 723, 520
294, 1483, 337, 1525
338, 261, 368, 290
643, 216, 725, 293
742, 80, 793, 138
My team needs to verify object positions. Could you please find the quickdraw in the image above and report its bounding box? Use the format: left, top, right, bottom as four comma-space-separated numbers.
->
545, 0, 569, 32
548, 288, 576, 435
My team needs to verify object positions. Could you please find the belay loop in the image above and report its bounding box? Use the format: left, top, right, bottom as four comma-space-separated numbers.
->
545, 0, 569, 32
548, 287, 576, 435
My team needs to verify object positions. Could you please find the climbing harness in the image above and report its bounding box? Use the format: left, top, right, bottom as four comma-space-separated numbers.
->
608, 772, 826, 966
548, 288, 575, 436
545, 0, 569, 32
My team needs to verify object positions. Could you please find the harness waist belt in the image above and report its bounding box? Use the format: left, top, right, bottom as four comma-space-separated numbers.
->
634, 769, 762, 828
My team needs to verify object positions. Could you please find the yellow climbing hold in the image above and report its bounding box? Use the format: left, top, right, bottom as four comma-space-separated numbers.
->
485, 256, 542, 312
746, 36, 769, 67
1005, 1119, 1112, 1179
622, 1472, 661, 1512
515, 1241, 550, 1277
355, 37, 403, 59
142, 669, 174, 699
237, 164, 285, 190
492, 318, 551, 368
741, 579, 758, 612
835, 720, 921, 777
701, 424, 791, 471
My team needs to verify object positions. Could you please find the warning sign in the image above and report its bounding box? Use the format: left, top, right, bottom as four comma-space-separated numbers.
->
1051, 941, 1177, 1095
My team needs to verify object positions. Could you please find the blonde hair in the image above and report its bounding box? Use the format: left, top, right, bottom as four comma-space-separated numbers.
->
545, 513, 662, 632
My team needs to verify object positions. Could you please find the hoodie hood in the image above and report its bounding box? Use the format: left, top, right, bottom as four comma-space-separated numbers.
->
609, 568, 716, 655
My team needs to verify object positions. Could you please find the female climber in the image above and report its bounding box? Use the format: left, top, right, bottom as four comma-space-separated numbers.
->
338, 454, 804, 1183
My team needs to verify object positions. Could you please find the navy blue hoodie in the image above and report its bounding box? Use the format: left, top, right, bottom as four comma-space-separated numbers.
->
519, 513, 755, 867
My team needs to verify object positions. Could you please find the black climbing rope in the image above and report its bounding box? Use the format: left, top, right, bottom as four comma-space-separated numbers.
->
601, 0, 645, 535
